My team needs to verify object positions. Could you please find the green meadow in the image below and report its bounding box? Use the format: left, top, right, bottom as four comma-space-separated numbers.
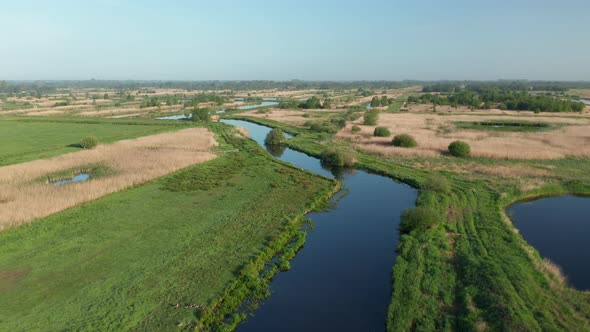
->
0, 117, 182, 166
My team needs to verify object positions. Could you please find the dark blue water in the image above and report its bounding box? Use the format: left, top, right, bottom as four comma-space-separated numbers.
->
507, 195, 590, 290
221, 119, 417, 331
51, 173, 91, 186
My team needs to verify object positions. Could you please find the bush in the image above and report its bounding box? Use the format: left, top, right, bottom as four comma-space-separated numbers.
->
309, 122, 339, 134
363, 110, 379, 125
399, 207, 440, 235
351, 125, 361, 133
448, 140, 471, 157
264, 128, 285, 146
422, 175, 451, 194
373, 126, 391, 137
191, 107, 211, 122
392, 134, 417, 148
79, 136, 98, 149
320, 148, 354, 168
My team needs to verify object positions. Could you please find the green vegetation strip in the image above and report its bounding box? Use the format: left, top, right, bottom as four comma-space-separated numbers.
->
454, 120, 564, 132
0, 123, 337, 331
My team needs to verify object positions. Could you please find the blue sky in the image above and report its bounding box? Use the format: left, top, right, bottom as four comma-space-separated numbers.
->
1, 0, 589, 80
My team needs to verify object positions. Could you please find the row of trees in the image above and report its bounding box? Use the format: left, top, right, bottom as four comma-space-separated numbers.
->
370, 96, 395, 107
411, 90, 585, 112
278, 96, 332, 109
138, 93, 228, 109
421, 81, 578, 93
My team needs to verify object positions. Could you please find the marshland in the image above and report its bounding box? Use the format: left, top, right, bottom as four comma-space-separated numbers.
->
1, 80, 590, 331
2, 1, 590, 330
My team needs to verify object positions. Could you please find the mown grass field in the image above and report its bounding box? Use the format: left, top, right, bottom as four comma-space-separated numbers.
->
0, 124, 335, 331
0, 117, 184, 166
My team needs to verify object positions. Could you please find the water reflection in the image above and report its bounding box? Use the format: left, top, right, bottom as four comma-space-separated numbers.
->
264, 143, 287, 158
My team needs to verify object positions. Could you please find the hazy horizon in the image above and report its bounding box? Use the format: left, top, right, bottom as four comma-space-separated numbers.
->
2, 0, 589, 81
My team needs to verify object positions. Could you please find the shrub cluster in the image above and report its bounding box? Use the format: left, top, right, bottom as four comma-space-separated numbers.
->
448, 140, 471, 157
320, 148, 354, 168
351, 125, 361, 133
79, 136, 98, 149
373, 126, 391, 137
399, 207, 440, 234
392, 134, 417, 148
191, 107, 211, 122
363, 110, 379, 125
422, 175, 451, 194
264, 128, 285, 146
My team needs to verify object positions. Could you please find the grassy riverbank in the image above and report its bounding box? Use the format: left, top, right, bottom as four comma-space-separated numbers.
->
0, 123, 336, 331
225, 114, 590, 331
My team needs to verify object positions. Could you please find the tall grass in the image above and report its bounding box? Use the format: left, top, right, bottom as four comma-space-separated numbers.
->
0, 128, 216, 230
336, 112, 590, 159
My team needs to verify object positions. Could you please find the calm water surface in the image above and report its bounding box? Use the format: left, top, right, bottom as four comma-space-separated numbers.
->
507, 195, 590, 290
157, 99, 278, 120
51, 173, 91, 186
222, 119, 417, 331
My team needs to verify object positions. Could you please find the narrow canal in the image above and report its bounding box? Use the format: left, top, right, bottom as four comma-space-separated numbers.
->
221, 119, 417, 331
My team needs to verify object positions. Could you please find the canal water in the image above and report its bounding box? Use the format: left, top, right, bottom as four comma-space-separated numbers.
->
507, 195, 590, 290
221, 119, 416, 331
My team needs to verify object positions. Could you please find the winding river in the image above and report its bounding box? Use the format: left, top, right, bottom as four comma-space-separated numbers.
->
507, 195, 590, 290
221, 119, 417, 331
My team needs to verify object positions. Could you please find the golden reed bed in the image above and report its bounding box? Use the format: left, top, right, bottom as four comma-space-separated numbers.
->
0, 128, 216, 230
337, 112, 590, 160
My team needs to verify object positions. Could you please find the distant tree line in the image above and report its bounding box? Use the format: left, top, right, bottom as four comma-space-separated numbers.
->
0, 80, 422, 93
421, 81, 582, 93
410, 89, 585, 112
278, 96, 332, 109
370, 96, 395, 107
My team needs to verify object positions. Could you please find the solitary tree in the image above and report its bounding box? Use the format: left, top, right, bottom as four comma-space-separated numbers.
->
448, 140, 471, 157
364, 110, 379, 125
191, 108, 211, 122
392, 134, 417, 148
370, 96, 381, 107
303, 96, 321, 109
265, 128, 286, 146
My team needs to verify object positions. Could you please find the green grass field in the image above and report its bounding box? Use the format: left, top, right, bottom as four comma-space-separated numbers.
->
0, 124, 335, 331
0, 118, 184, 166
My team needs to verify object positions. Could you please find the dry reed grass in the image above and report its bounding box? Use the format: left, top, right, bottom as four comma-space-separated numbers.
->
338, 112, 590, 159
242, 109, 336, 125
0, 128, 217, 230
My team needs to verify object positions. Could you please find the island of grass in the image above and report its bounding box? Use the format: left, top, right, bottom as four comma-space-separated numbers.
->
0, 123, 337, 331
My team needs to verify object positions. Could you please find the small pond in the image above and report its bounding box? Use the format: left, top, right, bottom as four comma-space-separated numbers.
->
51, 173, 91, 186
507, 195, 590, 290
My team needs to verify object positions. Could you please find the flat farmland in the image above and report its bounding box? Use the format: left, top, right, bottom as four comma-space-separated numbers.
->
0, 118, 182, 166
